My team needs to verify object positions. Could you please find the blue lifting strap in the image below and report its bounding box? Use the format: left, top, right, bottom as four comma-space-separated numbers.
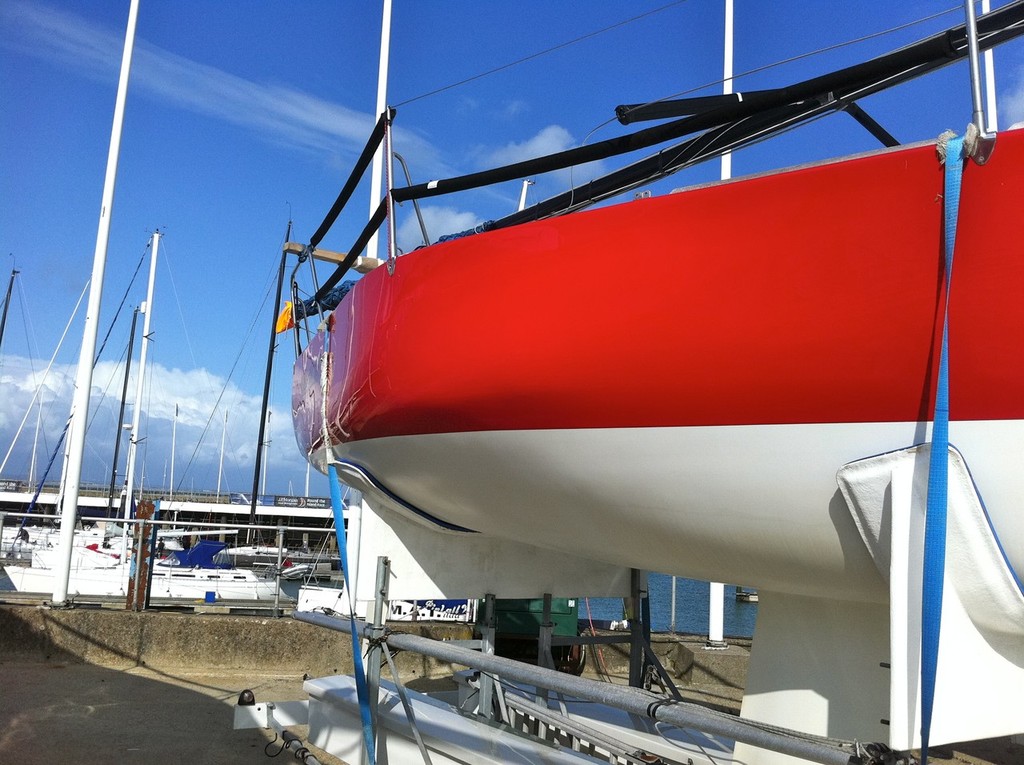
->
328, 463, 377, 765
920, 133, 965, 765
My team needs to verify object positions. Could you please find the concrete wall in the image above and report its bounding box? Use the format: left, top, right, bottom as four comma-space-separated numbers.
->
0, 605, 471, 679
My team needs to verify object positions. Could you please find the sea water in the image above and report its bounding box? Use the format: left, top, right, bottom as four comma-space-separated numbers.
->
581, 575, 757, 638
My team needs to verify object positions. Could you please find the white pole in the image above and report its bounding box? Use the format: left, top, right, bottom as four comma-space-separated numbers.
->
366, 0, 392, 262
720, 0, 734, 181
169, 403, 177, 502
304, 461, 310, 498
29, 398, 41, 486
217, 410, 227, 500
982, 0, 998, 133
347, 492, 365, 618
52, 0, 140, 606
261, 410, 271, 496
708, 0, 733, 649
123, 231, 160, 516
517, 179, 534, 212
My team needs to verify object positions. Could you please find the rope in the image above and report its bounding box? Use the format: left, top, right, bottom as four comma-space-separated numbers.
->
920, 129, 966, 765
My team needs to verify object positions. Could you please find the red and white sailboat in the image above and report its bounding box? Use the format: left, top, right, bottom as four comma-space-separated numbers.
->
281, 4, 1024, 763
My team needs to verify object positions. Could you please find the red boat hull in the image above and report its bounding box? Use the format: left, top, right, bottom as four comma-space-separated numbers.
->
293, 130, 1024, 599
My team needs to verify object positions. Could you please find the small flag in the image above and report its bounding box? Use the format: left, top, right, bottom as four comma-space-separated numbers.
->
276, 301, 295, 333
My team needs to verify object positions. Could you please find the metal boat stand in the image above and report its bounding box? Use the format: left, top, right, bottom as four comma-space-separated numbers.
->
249, 554, 902, 765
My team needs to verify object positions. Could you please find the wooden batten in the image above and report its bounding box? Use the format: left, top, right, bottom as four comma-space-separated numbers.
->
283, 242, 382, 274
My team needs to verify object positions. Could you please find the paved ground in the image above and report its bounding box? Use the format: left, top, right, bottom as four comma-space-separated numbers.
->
0, 662, 344, 765
3, 660, 1021, 765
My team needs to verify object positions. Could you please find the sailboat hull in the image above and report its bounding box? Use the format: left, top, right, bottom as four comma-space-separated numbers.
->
293, 130, 1024, 600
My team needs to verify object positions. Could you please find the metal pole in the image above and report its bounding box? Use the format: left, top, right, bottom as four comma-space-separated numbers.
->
249, 248, 286, 533
0, 267, 18, 354
261, 411, 271, 496
366, 0, 392, 262
965, 0, 992, 138
366, 556, 390, 755
296, 611, 868, 765
274, 523, 284, 618
52, 0, 141, 606
478, 594, 496, 720
628, 569, 647, 687
707, 0, 734, 648
29, 394, 42, 487
106, 308, 138, 517
982, 0, 998, 133
123, 231, 160, 516
169, 403, 177, 504
217, 410, 227, 501
964, 0, 997, 163
131, 517, 145, 610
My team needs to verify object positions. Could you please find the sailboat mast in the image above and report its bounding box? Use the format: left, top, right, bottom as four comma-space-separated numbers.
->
366, 0, 392, 262
106, 306, 139, 516
983, 0, 998, 132
707, 0, 735, 651
169, 403, 177, 503
122, 230, 161, 515
217, 410, 227, 500
0, 267, 18, 355
52, 0, 141, 606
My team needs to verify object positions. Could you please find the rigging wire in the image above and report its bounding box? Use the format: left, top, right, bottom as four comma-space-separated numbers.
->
392, 0, 692, 108
169, 247, 283, 497
0, 280, 89, 476
6, 239, 149, 495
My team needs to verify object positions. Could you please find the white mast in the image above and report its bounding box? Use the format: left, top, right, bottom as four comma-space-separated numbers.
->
366, 0, 392, 262
123, 231, 160, 516
29, 399, 41, 486
217, 410, 228, 500
169, 403, 177, 502
517, 180, 534, 212
982, 0, 998, 133
52, 0, 141, 606
707, 0, 734, 650
261, 410, 271, 496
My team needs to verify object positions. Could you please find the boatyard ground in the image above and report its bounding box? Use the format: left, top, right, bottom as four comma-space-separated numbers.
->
0, 604, 1020, 765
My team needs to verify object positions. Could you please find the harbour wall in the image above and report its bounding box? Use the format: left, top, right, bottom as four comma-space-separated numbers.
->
0, 604, 750, 702
0, 605, 470, 680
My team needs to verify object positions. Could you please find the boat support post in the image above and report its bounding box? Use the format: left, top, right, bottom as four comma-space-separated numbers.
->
366, 555, 390, 743
273, 523, 284, 618
364, 554, 436, 765
477, 593, 497, 720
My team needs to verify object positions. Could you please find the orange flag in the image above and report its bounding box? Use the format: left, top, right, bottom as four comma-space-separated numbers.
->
275, 301, 295, 333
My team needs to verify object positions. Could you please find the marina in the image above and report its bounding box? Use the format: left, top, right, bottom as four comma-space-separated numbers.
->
3, 1, 1024, 764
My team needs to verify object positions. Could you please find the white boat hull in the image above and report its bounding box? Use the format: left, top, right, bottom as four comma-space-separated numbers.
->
326, 419, 1024, 602
4, 562, 280, 601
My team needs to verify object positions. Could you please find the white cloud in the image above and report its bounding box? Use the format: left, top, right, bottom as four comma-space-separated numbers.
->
484, 125, 577, 167
1, 1, 439, 166
395, 205, 481, 253
0, 354, 306, 495
1002, 67, 1024, 128
477, 125, 609, 200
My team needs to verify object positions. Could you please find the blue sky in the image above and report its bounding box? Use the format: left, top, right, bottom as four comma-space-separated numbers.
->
2, 1, 1023, 498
